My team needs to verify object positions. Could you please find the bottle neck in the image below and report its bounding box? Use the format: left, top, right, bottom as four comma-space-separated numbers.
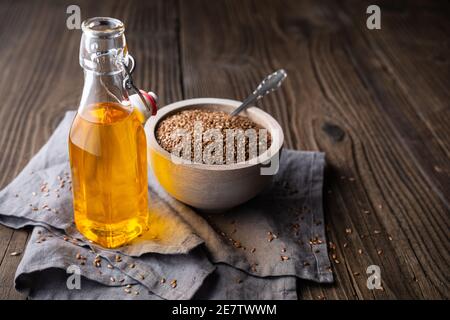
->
78, 69, 130, 114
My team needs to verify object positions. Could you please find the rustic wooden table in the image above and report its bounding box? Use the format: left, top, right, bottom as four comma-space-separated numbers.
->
0, 0, 448, 299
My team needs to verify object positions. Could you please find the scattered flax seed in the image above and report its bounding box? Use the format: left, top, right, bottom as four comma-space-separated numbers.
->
353, 272, 360, 276
267, 232, 274, 242
10, 251, 21, 256
334, 259, 340, 264
331, 254, 337, 260
281, 248, 286, 253
160, 278, 166, 284
32, 192, 36, 196
281, 255, 289, 261
139, 274, 145, 280
251, 248, 256, 253
317, 294, 325, 300
170, 280, 177, 288
358, 249, 363, 255
236, 278, 243, 284
345, 228, 352, 234
129, 263, 135, 269
309, 237, 323, 245
126, 284, 132, 289
378, 204, 383, 209
115, 255, 122, 262
363, 210, 370, 214
76, 253, 82, 260
110, 277, 115, 282
377, 249, 383, 255
373, 230, 381, 235
329, 242, 336, 250
107, 264, 113, 269
343, 242, 348, 248
134, 291, 139, 296
124, 288, 131, 294
303, 261, 310, 267
388, 235, 393, 241
233, 240, 242, 248
93, 257, 102, 268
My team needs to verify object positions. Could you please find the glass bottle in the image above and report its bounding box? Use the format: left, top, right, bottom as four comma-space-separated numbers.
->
69, 17, 156, 248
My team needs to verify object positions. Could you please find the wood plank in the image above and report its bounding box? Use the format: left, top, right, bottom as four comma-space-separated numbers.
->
334, 0, 450, 299
0, 0, 183, 299
0, 0, 448, 300
0, 228, 29, 299
179, 0, 449, 299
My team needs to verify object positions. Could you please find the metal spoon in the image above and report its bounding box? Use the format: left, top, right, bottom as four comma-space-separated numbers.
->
230, 69, 287, 116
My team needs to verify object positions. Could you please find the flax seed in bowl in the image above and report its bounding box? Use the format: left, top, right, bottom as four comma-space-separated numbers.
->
145, 98, 284, 212
155, 109, 272, 164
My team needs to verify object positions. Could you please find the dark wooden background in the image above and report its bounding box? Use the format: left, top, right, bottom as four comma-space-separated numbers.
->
0, 0, 448, 299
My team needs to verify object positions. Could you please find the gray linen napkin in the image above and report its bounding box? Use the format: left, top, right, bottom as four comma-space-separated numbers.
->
0, 111, 333, 300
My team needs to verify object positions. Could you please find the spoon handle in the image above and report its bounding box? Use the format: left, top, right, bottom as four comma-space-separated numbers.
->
230, 69, 287, 116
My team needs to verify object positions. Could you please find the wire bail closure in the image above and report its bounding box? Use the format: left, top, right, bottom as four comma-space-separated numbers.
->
122, 55, 155, 115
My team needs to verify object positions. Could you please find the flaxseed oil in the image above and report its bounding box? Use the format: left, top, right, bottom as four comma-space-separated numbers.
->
69, 102, 149, 248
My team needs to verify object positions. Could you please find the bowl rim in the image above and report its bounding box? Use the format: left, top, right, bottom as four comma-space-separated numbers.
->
145, 98, 284, 171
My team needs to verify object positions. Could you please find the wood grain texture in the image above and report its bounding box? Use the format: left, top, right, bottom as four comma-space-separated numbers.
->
178, 0, 449, 299
0, 0, 448, 299
0, 0, 183, 299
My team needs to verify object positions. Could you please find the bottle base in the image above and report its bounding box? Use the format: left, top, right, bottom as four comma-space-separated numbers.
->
75, 216, 148, 248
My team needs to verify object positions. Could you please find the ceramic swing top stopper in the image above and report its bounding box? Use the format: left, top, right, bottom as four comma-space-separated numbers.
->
128, 90, 158, 122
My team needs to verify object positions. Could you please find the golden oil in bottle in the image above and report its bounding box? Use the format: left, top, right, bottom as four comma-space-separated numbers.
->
69, 102, 148, 248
